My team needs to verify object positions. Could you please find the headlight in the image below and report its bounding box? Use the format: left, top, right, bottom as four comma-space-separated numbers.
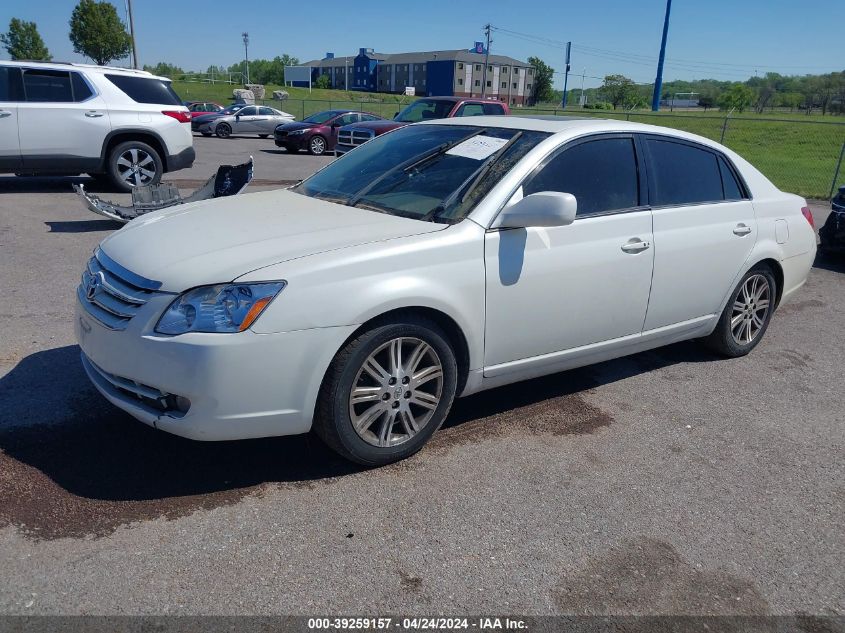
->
287, 129, 309, 135
155, 282, 286, 335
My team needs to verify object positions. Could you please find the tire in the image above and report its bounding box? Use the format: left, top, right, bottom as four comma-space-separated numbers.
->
704, 265, 777, 357
308, 135, 328, 155
106, 140, 163, 192
313, 318, 458, 466
215, 122, 232, 138
258, 134, 270, 138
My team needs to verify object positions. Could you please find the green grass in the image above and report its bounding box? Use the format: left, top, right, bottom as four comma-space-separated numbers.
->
171, 80, 845, 199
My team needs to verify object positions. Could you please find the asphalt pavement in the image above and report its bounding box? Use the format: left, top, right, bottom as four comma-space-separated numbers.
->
0, 135, 842, 617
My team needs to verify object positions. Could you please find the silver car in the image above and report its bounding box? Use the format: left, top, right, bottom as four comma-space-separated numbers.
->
209, 105, 295, 139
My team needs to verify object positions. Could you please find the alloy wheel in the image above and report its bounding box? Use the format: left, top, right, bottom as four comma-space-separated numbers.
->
116, 148, 156, 187
730, 273, 771, 345
310, 136, 326, 155
348, 337, 444, 448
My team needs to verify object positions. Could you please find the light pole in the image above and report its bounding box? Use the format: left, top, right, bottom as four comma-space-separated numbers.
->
127, 0, 139, 69
651, 0, 672, 111
242, 32, 250, 84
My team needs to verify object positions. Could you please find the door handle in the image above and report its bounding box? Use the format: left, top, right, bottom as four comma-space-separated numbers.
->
84, 111, 104, 118
0, 110, 11, 118
733, 223, 752, 236
621, 239, 651, 253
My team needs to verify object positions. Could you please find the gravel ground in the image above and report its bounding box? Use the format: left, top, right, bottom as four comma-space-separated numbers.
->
0, 140, 842, 617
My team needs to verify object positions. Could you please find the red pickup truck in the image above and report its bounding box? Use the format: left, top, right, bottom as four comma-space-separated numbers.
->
334, 96, 510, 156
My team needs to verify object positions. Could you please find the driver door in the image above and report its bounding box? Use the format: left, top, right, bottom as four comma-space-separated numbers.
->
231, 105, 258, 133
484, 134, 654, 373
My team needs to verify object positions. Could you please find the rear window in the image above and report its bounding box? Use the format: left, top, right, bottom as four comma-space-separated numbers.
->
647, 138, 724, 206
483, 103, 505, 115
105, 74, 182, 105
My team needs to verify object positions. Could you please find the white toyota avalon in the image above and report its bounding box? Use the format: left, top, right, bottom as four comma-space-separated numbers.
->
75, 116, 816, 465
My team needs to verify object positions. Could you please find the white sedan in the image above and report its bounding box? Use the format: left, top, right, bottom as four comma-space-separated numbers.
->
75, 117, 816, 465
208, 105, 295, 138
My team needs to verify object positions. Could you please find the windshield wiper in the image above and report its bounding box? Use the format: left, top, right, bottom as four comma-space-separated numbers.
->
419, 131, 524, 223
347, 128, 487, 208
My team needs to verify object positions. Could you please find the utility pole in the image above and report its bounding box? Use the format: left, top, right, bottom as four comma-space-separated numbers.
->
127, 0, 138, 69
651, 0, 672, 111
580, 67, 586, 107
481, 23, 491, 98
561, 41, 571, 109
242, 32, 250, 84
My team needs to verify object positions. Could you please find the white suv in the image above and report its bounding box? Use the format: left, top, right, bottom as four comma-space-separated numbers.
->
0, 61, 194, 191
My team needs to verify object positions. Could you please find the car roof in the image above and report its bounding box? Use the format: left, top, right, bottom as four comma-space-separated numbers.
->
419, 115, 726, 148
0, 60, 167, 81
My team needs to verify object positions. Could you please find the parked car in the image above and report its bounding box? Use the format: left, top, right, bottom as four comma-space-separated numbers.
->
75, 117, 815, 466
185, 101, 223, 115
207, 105, 295, 138
818, 184, 845, 255
191, 103, 248, 136
274, 110, 383, 155
334, 96, 510, 155
0, 60, 194, 191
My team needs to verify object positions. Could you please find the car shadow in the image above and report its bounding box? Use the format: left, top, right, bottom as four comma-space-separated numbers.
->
44, 219, 123, 233
0, 175, 122, 194
813, 251, 845, 274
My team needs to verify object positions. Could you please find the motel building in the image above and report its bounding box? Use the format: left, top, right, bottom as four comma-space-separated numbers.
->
304, 47, 535, 106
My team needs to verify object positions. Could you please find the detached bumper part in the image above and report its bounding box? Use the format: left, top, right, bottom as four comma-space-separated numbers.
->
74, 157, 254, 223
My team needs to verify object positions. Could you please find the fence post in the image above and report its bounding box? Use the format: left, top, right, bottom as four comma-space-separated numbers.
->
829, 140, 845, 200
301, 100, 305, 121
720, 113, 730, 144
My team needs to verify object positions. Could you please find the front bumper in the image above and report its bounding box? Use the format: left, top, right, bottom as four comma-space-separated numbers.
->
75, 294, 356, 441
334, 143, 355, 156
275, 132, 307, 149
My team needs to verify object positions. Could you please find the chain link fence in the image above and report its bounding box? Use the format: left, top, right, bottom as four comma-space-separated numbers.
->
243, 97, 845, 200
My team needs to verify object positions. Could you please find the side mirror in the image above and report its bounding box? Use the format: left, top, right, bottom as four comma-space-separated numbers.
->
393, 111, 399, 118
493, 191, 577, 229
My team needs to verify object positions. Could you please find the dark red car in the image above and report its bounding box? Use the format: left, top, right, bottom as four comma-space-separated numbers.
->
334, 97, 510, 156
274, 110, 384, 155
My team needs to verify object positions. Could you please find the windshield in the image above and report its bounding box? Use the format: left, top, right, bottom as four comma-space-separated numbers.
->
395, 100, 456, 123
293, 124, 550, 223
303, 111, 342, 124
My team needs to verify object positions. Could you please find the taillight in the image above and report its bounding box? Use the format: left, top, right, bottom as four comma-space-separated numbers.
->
801, 206, 815, 229
162, 110, 192, 123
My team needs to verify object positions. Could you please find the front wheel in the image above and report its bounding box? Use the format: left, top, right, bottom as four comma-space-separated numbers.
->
215, 122, 232, 138
308, 135, 327, 155
313, 319, 458, 465
704, 265, 777, 357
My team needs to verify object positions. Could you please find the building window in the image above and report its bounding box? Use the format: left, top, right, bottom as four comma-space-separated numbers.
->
528, 68, 534, 76
458, 78, 463, 86
527, 83, 532, 90
474, 79, 480, 87
458, 62, 464, 70
502, 67, 508, 74
488, 65, 492, 72
513, 82, 517, 89
514, 67, 520, 75
475, 64, 481, 71
486, 80, 491, 87
501, 81, 507, 88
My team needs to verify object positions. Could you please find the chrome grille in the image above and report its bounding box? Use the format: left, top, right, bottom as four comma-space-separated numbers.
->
338, 128, 375, 147
78, 249, 162, 331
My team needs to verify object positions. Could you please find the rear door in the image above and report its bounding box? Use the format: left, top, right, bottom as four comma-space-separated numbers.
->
0, 66, 23, 171
641, 135, 757, 330
17, 67, 111, 171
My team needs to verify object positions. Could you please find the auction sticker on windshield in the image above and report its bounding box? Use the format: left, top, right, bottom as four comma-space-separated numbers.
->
446, 135, 509, 160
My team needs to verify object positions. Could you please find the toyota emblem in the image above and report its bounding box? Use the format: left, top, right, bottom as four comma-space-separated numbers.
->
85, 271, 105, 301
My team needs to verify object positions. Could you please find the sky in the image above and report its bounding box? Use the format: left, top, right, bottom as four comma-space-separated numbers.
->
1, 0, 843, 90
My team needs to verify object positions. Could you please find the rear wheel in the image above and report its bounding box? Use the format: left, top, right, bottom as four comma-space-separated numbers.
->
704, 265, 776, 357
106, 141, 163, 192
313, 318, 458, 466
215, 122, 232, 139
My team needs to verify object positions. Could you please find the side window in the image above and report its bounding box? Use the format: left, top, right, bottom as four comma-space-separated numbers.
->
483, 103, 505, 115
457, 103, 485, 117
23, 69, 73, 102
238, 106, 257, 116
718, 156, 744, 200
258, 107, 275, 115
338, 113, 359, 125
70, 72, 93, 102
647, 138, 724, 206
524, 137, 640, 216
0, 66, 24, 102
360, 114, 380, 122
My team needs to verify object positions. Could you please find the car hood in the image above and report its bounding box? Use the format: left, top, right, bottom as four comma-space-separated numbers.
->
341, 120, 407, 133
99, 189, 445, 292
276, 121, 318, 132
